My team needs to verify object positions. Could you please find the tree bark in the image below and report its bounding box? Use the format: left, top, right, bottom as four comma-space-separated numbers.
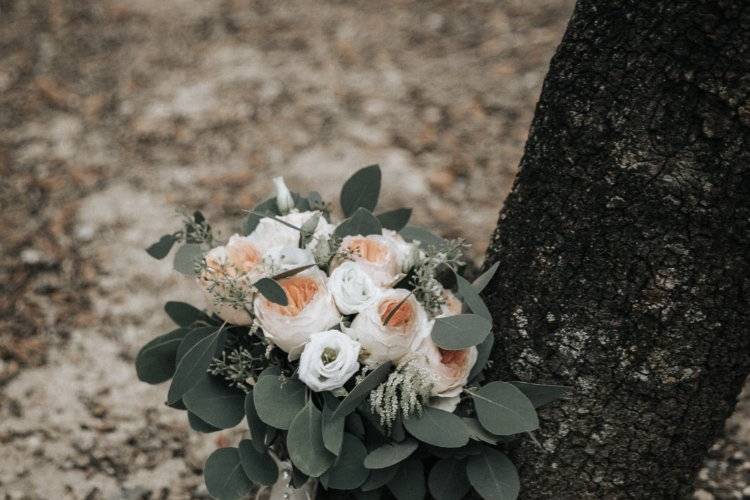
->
482, 1, 750, 498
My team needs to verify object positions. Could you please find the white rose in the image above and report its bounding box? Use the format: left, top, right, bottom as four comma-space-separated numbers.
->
328, 261, 382, 315
298, 330, 361, 392
263, 246, 315, 275
254, 268, 341, 358
338, 232, 412, 287
346, 288, 429, 366
273, 176, 295, 214
198, 237, 265, 325
414, 334, 478, 399
250, 211, 334, 254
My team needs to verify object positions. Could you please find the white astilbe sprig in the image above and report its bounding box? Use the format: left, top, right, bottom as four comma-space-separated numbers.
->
369, 355, 434, 431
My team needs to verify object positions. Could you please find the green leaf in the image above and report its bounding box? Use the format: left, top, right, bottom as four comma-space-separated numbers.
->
472, 262, 499, 293
469, 382, 539, 435
455, 273, 492, 322
387, 458, 426, 500
403, 407, 469, 448
331, 362, 393, 421
164, 301, 208, 327
253, 277, 289, 306
146, 234, 178, 259
466, 447, 519, 500
135, 328, 187, 384
361, 464, 399, 491
188, 411, 221, 433
509, 381, 571, 408
468, 331, 494, 382
334, 207, 383, 239
204, 447, 253, 500
462, 418, 500, 444
287, 402, 335, 477
320, 433, 369, 490
273, 264, 316, 280
431, 314, 492, 350
244, 197, 280, 235
364, 439, 418, 469
167, 327, 226, 404
300, 212, 321, 235
245, 390, 268, 453
183, 374, 245, 429
376, 208, 412, 231
428, 458, 471, 500
400, 225, 446, 250
307, 191, 326, 211
322, 405, 345, 456
238, 439, 278, 486
340, 164, 381, 217
173, 243, 204, 276
253, 374, 306, 430
176, 326, 216, 363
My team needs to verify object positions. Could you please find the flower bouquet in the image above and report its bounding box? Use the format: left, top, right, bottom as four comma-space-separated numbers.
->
137, 165, 566, 500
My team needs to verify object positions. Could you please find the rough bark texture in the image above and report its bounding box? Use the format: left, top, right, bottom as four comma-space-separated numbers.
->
482, 1, 750, 498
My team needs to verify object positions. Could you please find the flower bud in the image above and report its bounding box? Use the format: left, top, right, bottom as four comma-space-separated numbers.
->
273, 176, 295, 214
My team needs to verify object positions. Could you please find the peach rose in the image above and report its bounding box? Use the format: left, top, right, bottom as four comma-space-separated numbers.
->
414, 334, 478, 409
338, 230, 413, 287
346, 289, 429, 366
253, 268, 341, 357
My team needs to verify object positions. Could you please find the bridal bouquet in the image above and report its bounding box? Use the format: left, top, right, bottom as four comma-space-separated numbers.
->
137, 166, 565, 500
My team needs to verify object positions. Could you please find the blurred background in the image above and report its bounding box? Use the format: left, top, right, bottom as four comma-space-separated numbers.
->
0, 1, 747, 498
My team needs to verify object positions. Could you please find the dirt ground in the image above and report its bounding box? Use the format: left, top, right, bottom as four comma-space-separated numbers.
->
0, 0, 748, 498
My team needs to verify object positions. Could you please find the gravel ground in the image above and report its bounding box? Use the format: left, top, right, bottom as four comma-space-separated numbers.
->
1, 1, 748, 498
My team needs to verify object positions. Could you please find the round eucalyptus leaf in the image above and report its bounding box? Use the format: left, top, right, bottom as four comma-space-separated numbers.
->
320, 433, 369, 490
472, 262, 500, 292
454, 272, 491, 322
164, 301, 208, 327
287, 403, 335, 477
361, 464, 399, 491
387, 458, 426, 500
334, 207, 383, 238
167, 327, 226, 404
509, 381, 571, 408
135, 328, 187, 384
340, 164, 381, 216
173, 243, 204, 276
204, 447, 253, 500
363, 439, 418, 469
188, 411, 221, 433
376, 208, 412, 231
145, 233, 178, 259
331, 362, 393, 421
466, 447, 519, 500
469, 382, 539, 435
183, 374, 245, 429
253, 374, 306, 430
431, 314, 491, 350
322, 405, 345, 456
403, 407, 469, 449
254, 277, 288, 306
428, 458, 471, 500
245, 390, 268, 453
238, 439, 278, 486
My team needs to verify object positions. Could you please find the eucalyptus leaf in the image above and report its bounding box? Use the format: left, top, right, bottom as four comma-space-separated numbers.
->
287, 402, 335, 477
387, 458, 426, 500
469, 382, 539, 435
331, 362, 393, 421
468, 331, 494, 382
321, 433, 369, 490
403, 407, 469, 448
135, 328, 187, 384
254, 374, 306, 430
253, 277, 289, 306
462, 417, 500, 444
245, 390, 269, 453
204, 447, 253, 500
361, 464, 399, 492
466, 447, 520, 500
183, 374, 245, 429
363, 439, 418, 469
340, 164, 381, 217
167, 327, 226, 404
244, 197, 280, 235
454, 272, 492, 322
164, 301, 208, 327
173, 243, 204, 276
400, 225, 446, 250
238, 439, 278, 486
376, 208, 412, 231
509, 381, 571, 408
188, 411, 221, 433
334, 207, 383, 239
272, 264, 316, 280
431, 314, 492, 350
428, 458, 471, 500
176, 326, 217, 363
472, 262, 500, 292
146, 234, 178, 259
322, 405, 345, 456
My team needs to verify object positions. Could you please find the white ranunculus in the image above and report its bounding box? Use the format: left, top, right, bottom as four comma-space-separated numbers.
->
254, 268, 341, 358
328, 261, 382, 315
414, 334, 478, 399
298, 330, 361, 392
250, 210, 334, 254
346, 288, 430, 366
337, 232, 413, 287
263, 246, 315, 275
273, 176, 295, 214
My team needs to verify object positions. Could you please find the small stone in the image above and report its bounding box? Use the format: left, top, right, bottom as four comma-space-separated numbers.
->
693, 489, 714, 500
742, 485, 750, 499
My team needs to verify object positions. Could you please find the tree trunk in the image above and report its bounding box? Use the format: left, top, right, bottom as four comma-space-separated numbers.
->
482, 1, 750, 498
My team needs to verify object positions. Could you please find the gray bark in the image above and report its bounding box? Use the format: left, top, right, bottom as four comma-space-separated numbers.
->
482, 1, 750, 498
